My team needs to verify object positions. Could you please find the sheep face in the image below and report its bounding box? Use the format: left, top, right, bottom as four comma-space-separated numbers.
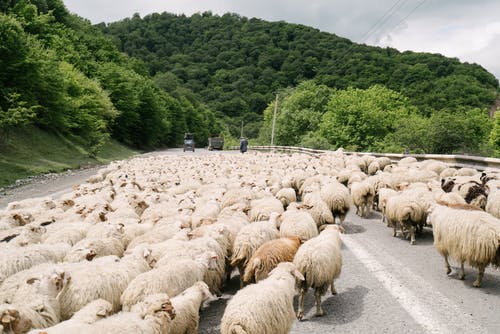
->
1, 308, 32, 334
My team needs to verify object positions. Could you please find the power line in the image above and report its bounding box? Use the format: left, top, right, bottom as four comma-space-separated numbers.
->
384, 0, 428, 37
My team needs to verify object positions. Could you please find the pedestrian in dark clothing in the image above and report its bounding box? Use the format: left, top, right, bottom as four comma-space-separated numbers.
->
240, 138, 248, 153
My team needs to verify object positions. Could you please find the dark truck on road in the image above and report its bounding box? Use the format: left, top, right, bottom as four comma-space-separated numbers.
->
207, 135, 224, 151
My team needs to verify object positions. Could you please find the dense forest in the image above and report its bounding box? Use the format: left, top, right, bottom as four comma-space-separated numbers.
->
1, 1, 500, 158
0, 0, 221, 154
101, 11, 500, 154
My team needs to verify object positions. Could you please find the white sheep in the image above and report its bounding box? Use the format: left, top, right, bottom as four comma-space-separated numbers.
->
377, 188, 397, 224
301, 192, 334, 226
0, 243, 69, 285
75, 293, 175, 334
120, 252, 217, 310
0, 267, 70, 333
248, 197, 284, 222
166, 281, 215, 334
28, 299, 112, 334
229, 213, 280, 286
320, 182, 351, 224
486, 188, 500, 219
279, 205, 318, 242
293, 225, 343, 319
275, 188, 297, 208
220, 262, 304, 334
350, 180, 375, 218
58, 246, 152, 319
427, 204, 500, 287
63, 235, 125, 262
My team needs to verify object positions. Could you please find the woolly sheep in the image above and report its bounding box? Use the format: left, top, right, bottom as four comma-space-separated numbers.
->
74, 293, 175, 334
242, 236, 301, 284
377, 188, 397, 224
275, 188, 297, 209
486, 188, 500, 219
279, 205, 318, 242
0, 243, 69, 285
301, 192, 334, 226
166, 281, 215, 334
427, 204, 500, 287
320, 182, 351, 224
64, 235, 125, 262
0, 267, 70, 333
120, 252, 217, 310
293, 225, 343, 319
230, 213, 280, 286
28, 299, 113, 334
220, 262, 304, 334
58, 246, 152, 319
350, 181, 375, 218
248, 197, 284, 222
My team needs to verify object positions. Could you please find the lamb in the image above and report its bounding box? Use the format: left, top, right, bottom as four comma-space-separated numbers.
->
166, 282, 215, 334
120, 252, 217, 311
320, 182, 351, 224
65, 293, 176, 334
427, 204, 500, 287
279, 205, 318, 242
220, 262, 304, 334
293, 225, 343, 320
0, 243, 69, 285
0, 267, 70, 333
230, 213, 280, 286
28, 299, 112, 334
242, 236, 302, 285
57, 246, 152, 319
350, 180, 375, 218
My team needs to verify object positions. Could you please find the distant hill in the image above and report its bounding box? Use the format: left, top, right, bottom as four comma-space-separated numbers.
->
101, 11, 499, 137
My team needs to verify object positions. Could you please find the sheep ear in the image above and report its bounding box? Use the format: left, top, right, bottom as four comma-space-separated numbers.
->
96, 309, 107, 317
26, 277, 39, 285
142, 248, 151, 259
293, 269, 305, 281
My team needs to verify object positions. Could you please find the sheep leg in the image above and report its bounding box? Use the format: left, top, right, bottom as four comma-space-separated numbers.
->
331, 280, 337, 295
444, 255, 452, 275
297, 285, 307, 320
409, 225, 416, 245
314, 289, 324, 317
459, 262, 466, 280
473, 265, 486, 287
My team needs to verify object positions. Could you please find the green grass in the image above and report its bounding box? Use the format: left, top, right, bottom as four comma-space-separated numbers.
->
0, 126, 138, 187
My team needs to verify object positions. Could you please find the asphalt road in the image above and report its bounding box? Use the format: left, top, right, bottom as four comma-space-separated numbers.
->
1, 148, 499, 333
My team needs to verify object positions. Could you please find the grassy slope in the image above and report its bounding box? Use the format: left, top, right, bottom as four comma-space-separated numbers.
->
0, 126, 138, 187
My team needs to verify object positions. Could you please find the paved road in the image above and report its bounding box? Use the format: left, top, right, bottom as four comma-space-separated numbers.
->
1, 148, 499, 333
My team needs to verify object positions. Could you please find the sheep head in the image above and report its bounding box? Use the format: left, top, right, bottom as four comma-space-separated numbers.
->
0, 308, 31, 334
133, 293, 176, 321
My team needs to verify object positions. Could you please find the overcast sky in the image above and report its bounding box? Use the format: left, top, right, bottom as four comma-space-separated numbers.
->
63, 0, 500, 79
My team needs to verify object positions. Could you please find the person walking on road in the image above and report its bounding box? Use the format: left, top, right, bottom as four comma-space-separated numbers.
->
240, 137, 248, 153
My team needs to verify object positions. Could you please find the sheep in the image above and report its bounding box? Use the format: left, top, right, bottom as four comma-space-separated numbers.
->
242, 236, 302, 285
0, 243, 69, 285
279, 205, 318, 242
58, 246, 152, 319
293, 225, 343, 320
72, 293, 175, 334
427, 204, 500, 287
190, 200, 220, 229
28, 299, 112, 334
0, 267, 70, 333
63, 234, 125, 262
229, 213, 280, 287
320, 182, 351, 224
350, 180, 375, 218
275, 188, 297, 209
301, 192, 334, 227
42, 223, 89, 246
486, 188, 500, 219
120, 252, 217, 311
126, 221, 186, 251
248, 197, 284, 222
377, 188, 397, 224
220, 262, 304, 334
166, 282, 215, 334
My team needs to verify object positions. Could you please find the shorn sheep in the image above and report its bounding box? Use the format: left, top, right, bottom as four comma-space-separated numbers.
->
427, 204, 500, 287
293, 225, 343, 319
242, 236, 301, 284
220, 262, 304, 334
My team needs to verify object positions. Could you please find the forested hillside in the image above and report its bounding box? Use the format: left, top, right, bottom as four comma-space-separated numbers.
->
101, 11, 500, 147
0, 0, 221, 154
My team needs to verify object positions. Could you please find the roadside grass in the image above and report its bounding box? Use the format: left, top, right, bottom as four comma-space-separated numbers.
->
0, 126, 138, 188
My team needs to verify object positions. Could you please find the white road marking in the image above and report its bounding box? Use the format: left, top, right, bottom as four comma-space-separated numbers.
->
341, 234, 487, 334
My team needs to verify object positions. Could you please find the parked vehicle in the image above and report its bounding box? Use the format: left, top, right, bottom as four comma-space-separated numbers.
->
183, 133, 195, 152
208, 135, 224, 150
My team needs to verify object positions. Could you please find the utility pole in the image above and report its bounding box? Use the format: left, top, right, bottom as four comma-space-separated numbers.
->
270, 92, 278, 146
240, 120, 244, 138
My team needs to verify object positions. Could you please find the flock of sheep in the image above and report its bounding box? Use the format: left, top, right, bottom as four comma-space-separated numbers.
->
0, 149, 499, 334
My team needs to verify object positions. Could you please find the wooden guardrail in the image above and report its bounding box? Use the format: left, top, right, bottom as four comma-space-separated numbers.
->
242, 145, 500, 171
